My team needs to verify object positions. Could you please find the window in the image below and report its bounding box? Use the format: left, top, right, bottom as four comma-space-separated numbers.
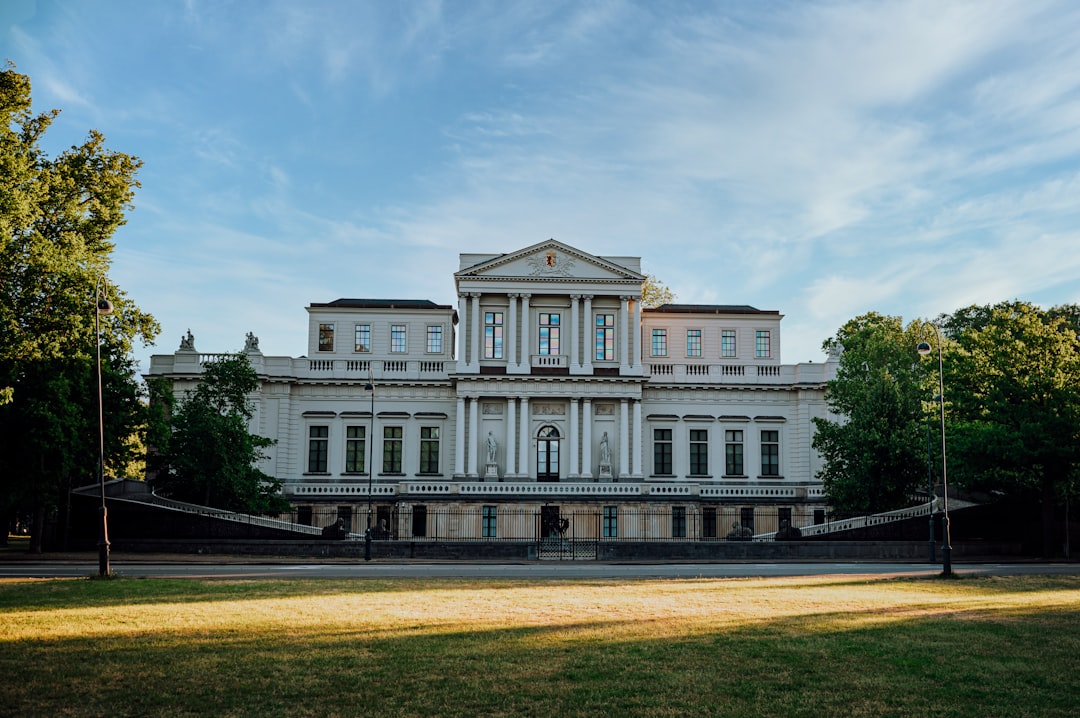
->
755, 330, 771, 358
539, 313, 560, 355
672, 506, 687, 538
382, 426, 403, 474
390, 325, 407, 353
484, 312, 503, 359
482, 505, 497, 538
345, 425, 366, 473
426, 325, 443, 354
740, 507, 755, 535
354, 324, 371, 353
778, 507, 792, 531
603, 506, 618, 538
651, 328, 667, 357
307, 426, 329, 473
725, 430, 744, 476
703, 507, 718, 539
686, 329, 702, 357
689, 429, 709, 476
419, 426, 440, 474
761, 430, 780, 476
721, 329, 736, 358
595, 313, 615, 361
318, 323, 335, 352
337, 506, 353, 532
653, 428, 673, 475
412, 505, 427, 537
297, 506, 313, 526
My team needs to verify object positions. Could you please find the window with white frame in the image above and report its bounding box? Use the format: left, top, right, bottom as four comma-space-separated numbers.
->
354, 324, 371, 353
725, 430, 744, 476
686, 329, 702, 357
308, 425, 329, 473
390, 325, 407, 353
484, 312, 503, 359
382, 426, 403, 473
761, 429, 780, 476
419, 426, 440, 474
721, 329, 736, 358
345, 425, 366, 473
603, 506, 618, 538
595, 313, 615, 360
653, 428, 673, 475
651, 328, 668, 357
539, 313, 560, 355
318, 323, 335, 352
755, 330, 771, 358
689, 429, 709, 476
426, 325, 443, 354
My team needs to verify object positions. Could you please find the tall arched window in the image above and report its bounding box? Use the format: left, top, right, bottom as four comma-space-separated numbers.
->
536, 425, 560, 482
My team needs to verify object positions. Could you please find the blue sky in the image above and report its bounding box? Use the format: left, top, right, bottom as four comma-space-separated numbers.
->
5, 0, 1080, 370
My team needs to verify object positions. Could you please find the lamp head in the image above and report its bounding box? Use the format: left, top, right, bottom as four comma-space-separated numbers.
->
364, 383, 373, 391
916, 341, 932, 356
97, 299, 114, 315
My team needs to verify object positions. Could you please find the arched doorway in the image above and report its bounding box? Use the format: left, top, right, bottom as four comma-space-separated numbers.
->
536, 425, 560, 482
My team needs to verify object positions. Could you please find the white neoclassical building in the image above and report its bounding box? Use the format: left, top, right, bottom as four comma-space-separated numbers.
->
148, 240, 839, 540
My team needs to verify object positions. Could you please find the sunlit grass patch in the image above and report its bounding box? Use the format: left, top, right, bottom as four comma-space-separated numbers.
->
1, 575, 1078, 716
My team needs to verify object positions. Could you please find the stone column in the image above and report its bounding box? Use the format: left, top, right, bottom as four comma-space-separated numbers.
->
470, 294, 482, 371
631, 296, 641, 371
454, 396, 466, 477
619, 398, 630, 480
581, 398, 593, 480
518, 397, 530, 479
570, 295, 581, 372
506, 397, 517, 477
457, 294, 469, 369
519, 294, 532, 372
467, 396, 479, 479
632, 399, 643, 478
582, 295, 594, 374
619, 296, 631, 375
569, 397, 580, 478
506, 294, 519, 370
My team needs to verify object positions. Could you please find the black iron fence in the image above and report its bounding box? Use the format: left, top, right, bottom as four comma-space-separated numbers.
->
281, 505, 826, 542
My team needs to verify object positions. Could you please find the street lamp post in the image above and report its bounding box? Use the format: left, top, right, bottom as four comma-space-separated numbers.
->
925, 413, 935, 563
95, 278, 113, 577
364, 374, 374, 561
917, 328, 952, 577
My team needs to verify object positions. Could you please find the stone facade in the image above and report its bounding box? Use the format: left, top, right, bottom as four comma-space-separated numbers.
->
147, 239, 839, 537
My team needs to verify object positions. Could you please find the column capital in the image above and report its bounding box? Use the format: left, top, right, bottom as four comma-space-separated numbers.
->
619, 295, 633, 302
470, 292, 483, 298
520, 293, 532, 300
507, 293, 520, 299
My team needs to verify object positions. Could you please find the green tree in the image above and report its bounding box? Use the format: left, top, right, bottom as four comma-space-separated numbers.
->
0, 65, 157, 548
943, 302, 1080, 557
149, 354, 288, 514
812, 313, 934, 516
641, 273, 676, 309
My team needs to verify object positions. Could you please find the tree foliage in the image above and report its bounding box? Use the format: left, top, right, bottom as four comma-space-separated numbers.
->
641, 273, 676, 309
812, 313, 935, 516
148, 354, 288, 515
0, 65, 157, 548
943, 301, 1080, 556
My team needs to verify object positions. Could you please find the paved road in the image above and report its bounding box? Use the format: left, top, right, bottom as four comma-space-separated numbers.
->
2, 561, 1078, 580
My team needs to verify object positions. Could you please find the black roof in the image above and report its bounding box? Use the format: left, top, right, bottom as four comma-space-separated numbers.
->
310, 299, 453, 310
644, 303, 779, 315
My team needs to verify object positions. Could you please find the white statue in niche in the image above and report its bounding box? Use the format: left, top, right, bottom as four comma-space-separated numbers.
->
599, 432, 611, 466
486, 432, 498, 464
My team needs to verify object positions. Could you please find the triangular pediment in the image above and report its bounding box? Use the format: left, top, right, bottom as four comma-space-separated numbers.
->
456, 239, 643, 283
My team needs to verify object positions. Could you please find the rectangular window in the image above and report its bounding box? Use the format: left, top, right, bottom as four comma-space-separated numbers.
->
778, 507, 792, 531
482, 505, 497, 538
307, 425, 329, 473
354, 324, 371, 353
539, 313, 560, 355
318, 323, 335, 352
390, 325, 407, 353
721, 329, 736, 358
412, 505, 427, 537
703, 507, 718, 539
337, 506, 353, 532
651, 328, 667, 357
761, 430, 780, 476
419, 426, 440, 474
686, 329, 702, 357
672, 506, 687, 538
345, 425, 366, 473
740, 507, 755, 535
725, 430, 744, 476
603, 506, 618, 538
689, 429, 709, 476
484, 312, 503, 359
755, 330, 771, 358
382, 426, 403, 473
595, 313, 615, 361
654, 428, 673, 475
297, 506, 313, 526
426, 325, 442, 354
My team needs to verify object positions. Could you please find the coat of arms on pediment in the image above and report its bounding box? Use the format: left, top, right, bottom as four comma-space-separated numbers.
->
527, 250, 575, 277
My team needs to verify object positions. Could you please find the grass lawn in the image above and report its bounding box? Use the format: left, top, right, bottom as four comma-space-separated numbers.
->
1, 573, 1078, 717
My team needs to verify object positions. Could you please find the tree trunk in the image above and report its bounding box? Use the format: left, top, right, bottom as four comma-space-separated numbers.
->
1041, 475, 1057, 559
